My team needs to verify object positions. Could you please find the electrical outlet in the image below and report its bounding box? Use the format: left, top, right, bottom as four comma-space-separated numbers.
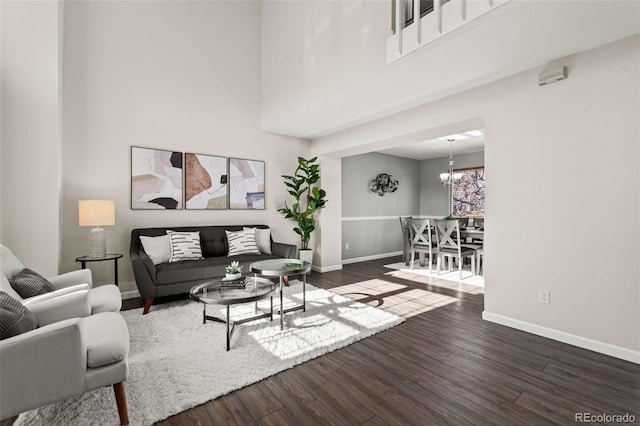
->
538, 290, 550, 304
345, 243, 350, 250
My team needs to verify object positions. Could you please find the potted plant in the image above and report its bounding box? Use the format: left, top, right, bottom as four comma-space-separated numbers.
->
224, 261, 242, 280
278, 156, 328, 265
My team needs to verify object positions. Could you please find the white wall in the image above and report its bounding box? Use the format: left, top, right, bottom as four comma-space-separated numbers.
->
0, 0, 63, 276
313, 36, 640, 359
261, 0, 390, 137
61, 1, 308, 292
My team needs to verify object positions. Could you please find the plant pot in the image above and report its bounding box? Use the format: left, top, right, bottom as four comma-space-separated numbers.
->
225, 273, 241, 281
298, 249, 313, 274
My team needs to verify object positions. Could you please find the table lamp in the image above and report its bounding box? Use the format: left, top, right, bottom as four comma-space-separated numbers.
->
79, 200, 115, 258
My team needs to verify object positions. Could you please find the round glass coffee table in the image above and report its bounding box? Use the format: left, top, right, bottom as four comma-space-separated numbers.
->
190, 276, 276, 351
250, 259, 311, 331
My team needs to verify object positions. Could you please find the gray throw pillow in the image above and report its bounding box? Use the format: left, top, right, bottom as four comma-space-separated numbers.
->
10, 268, 55, 299
0, 291, 37, 340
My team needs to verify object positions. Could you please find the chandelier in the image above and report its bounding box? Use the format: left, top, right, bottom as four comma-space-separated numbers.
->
439, 139, 463, 186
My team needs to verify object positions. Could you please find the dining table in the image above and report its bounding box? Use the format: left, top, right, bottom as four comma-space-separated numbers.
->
460, 228, 484, 240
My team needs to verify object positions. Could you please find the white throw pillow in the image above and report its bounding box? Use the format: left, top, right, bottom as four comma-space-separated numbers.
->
243, 227, 272, 255
167, 231, 203, 262
226, 229, 260, 256
140, 235, 171, 265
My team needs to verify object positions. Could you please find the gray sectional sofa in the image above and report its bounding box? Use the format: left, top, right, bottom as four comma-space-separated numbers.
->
130, 225, 296, 314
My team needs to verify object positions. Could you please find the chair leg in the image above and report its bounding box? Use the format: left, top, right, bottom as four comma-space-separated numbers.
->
458, 256, 463, 280
471, 254, 476, 276
143, 298, 154, 315
113, 382, 129, 425
404, 242, 410, 266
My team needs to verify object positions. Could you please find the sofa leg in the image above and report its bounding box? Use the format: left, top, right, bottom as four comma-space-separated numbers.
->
143, 298, 154, 315
113, 382, 129, 425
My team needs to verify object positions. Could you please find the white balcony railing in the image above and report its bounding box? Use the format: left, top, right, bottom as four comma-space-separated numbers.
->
388, 0, 509, 63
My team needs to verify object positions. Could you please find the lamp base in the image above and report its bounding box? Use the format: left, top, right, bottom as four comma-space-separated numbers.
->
88, 227, 107, 258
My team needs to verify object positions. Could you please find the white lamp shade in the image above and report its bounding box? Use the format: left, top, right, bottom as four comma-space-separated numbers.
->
79, 200, 115, 227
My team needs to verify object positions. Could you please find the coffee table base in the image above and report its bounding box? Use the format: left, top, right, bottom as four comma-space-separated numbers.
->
202, 298, 273, 351
276, 275, 306, 330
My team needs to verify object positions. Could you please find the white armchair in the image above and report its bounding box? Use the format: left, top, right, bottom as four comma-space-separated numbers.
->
0, 244, 130, 423
0, 244, 121, 315
0, 311, 130, 424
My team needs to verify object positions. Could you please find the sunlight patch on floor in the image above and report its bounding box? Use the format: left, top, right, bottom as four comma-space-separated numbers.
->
384, 267, 484, 295
328, 279, 459, 319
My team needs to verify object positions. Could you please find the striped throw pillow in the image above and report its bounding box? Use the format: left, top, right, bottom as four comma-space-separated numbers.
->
9, 268, 54, 299
0, 291, 37, 340
243, 227, 272, 255
167, 231, 203, 262
226, 229, 260, 256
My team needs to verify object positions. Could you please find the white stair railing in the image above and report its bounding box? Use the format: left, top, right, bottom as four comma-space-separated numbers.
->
387, 0, 509, 63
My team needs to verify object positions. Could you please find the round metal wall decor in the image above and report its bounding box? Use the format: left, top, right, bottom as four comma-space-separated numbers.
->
369, 173, 399, 196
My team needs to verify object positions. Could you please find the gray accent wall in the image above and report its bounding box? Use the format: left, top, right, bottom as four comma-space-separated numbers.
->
342, 152, 420, 260
420, 150, 485, 216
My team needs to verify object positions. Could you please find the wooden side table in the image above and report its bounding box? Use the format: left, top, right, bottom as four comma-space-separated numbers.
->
75, 253, 124, 287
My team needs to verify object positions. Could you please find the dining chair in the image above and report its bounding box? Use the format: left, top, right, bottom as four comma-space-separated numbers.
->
408, 218, 437, 272
475, 247, 484, 275
461, 239, 483, 276
399, 216, 412, 266
434, 219, 476, 280
460, 222, 484, 275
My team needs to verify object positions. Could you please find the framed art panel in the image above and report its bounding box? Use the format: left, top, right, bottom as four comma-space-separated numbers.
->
131, 146, 183, 209
229, 158, 265, 210
185, 153, 228, 209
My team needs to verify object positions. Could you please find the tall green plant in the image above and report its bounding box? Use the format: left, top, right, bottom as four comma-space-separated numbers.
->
278, 156, 328, 250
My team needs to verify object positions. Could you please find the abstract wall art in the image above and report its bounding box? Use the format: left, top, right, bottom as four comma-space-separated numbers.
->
131, 146, 183, 209
185, 153, 228, 209
228, 158, 265, 209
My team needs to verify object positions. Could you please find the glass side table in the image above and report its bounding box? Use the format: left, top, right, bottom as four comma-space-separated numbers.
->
250, 259, 311, 331
75, 253, 124, 287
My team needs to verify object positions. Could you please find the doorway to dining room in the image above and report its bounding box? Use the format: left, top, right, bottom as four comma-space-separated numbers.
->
340, 125, 485, 287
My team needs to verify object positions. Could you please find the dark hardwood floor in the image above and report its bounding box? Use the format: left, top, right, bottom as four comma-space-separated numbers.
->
4, 256, 638, 425
126, 256, 640, 425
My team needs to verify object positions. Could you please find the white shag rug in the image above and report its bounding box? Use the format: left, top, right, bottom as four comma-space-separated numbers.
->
384, 261, 485, 287
15, 281, 404, 426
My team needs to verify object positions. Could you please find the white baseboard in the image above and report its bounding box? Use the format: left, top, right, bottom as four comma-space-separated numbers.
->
342, 251, 402, 265
313, 264, 343, 273
482, 311, 640, 364
120, 289, 141, 300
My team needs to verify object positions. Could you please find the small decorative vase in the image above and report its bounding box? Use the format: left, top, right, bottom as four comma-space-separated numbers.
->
225, 273, 241, 280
